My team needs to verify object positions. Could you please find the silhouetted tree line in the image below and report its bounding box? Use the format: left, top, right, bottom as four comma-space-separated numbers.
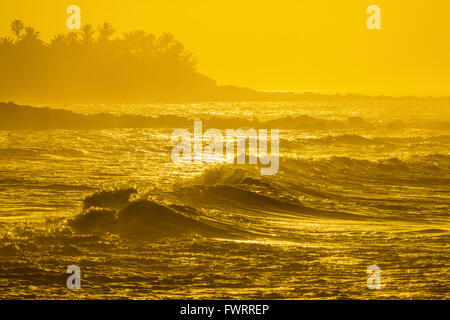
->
0, 20, 235, 102
1, 20, 447, 103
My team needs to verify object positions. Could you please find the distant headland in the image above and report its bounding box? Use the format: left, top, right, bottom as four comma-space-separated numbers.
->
1, 20, 449, 103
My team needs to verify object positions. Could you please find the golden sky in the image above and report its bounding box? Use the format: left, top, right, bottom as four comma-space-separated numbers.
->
1, 0, 449, 96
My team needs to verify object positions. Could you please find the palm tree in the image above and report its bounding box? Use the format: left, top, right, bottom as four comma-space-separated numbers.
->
123, 30, 146, 47
157, 32, 175, 54
50, 34, 66, 48
10, 19, 24, 42
0, 36, 14, 46
97, 22, 115, 43
65, 32, 79, 46
122, 30, 156, 56
80, 24, 96, 44
143, 33, 156, 53
0, 36, 15, 53
21, 27, 41, 42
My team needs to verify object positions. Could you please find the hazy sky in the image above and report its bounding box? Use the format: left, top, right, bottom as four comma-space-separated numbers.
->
1, 0, 449, 96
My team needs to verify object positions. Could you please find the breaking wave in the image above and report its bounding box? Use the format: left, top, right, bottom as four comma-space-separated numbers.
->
69, 189, 245, 238
63, 153, 449, 239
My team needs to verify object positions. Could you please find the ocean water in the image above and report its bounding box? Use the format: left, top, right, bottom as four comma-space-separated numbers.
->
0, 100, 449, 299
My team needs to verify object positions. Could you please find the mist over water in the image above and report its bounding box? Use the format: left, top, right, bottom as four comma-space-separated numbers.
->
0, 101, 448, 299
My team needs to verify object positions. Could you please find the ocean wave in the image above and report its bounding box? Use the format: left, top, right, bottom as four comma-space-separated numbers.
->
83, 187, 138, 210
58, 153, 450, 238
282, 135, 450, 148
0, 147, 89, 160
0, 175, 95, 191
281, 155, 450, 179
69, 198, 242, 238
